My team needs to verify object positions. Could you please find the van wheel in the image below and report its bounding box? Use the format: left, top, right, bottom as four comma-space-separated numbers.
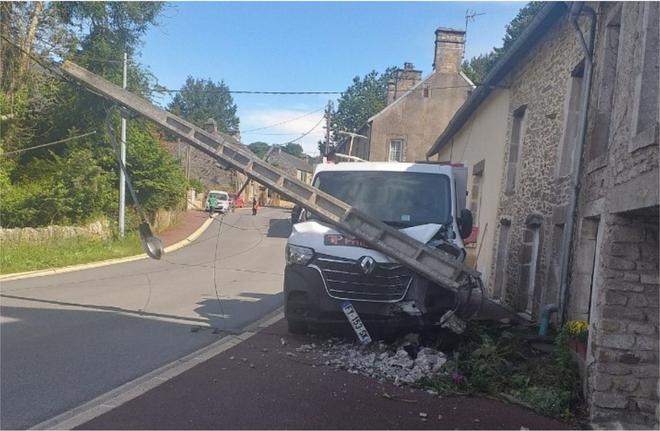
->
287, 319, 307, 334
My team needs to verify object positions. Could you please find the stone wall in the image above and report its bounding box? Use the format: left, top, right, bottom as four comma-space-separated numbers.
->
0, 219, 110, 244
587, 215, 659, 428
368, 71, 471, 163
367, 26, 470, 163
488, 13, 584, 316
573, 2, 659, 428
160, 139, 236, 190
151, 208, 184, 233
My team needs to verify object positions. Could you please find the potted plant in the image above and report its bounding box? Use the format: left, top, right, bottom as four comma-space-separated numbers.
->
562, 320, 588, 360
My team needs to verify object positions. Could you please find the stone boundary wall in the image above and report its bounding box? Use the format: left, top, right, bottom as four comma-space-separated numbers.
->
151, 208, 184, 233
0, 219, 111, 244
1, 206, 185, 244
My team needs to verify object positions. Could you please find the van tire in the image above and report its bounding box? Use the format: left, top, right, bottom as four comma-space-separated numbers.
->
287, 319, 307, 334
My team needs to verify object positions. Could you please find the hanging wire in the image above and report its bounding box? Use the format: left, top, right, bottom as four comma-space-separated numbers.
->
240, 107, 324, 133
281, 114, 325, 145
1, 131, 97, 156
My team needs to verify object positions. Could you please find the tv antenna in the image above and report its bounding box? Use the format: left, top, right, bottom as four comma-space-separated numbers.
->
464, 9, 486, 57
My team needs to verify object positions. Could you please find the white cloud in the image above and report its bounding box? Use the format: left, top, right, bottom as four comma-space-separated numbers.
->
240, 108, 326, 156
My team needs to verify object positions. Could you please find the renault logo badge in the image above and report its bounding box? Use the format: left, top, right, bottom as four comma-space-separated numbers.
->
358, 256, 376, 275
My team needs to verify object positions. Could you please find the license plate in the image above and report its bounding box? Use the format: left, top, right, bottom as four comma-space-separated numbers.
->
341, 301, 372, 345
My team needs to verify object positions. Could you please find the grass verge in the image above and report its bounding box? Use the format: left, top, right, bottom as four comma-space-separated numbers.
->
0, 233, 144, 275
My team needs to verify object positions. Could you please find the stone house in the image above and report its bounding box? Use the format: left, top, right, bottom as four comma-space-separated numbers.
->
353, 28, 473, 162
571, 2, 658, 428
260, 146, 314, 207
160, 119, 261, 207
427, 3, 579, 307
428, 2, 658, 427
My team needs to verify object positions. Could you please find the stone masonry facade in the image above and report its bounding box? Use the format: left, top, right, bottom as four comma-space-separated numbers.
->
482, 3, 658, 426
573, 2, 659, 428
365, 28, 472, 163
488, 12, 585, 316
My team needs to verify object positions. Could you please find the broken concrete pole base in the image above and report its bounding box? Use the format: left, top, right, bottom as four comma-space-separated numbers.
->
439, 310, 467, 334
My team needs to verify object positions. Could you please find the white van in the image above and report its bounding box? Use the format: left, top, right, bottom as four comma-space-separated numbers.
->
283, 161, 473, 334
207, 190, 230, 213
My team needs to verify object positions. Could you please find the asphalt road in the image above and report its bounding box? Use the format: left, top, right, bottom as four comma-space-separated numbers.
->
0, 208, 290, 430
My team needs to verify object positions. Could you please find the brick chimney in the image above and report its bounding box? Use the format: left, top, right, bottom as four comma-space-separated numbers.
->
387, 62, 422, 105
204, 118, 218, 135
433, 27, 465, 73
387, 79, 396, 104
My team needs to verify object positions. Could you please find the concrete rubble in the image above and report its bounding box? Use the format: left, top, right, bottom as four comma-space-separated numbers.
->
292, 335, 448, 386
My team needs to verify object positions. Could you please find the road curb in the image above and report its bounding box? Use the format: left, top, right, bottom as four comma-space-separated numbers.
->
30, 308, 284, 431
0, 216, 215, 283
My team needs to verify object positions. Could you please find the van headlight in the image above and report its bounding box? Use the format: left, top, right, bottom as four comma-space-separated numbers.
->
285, 244, 314, 266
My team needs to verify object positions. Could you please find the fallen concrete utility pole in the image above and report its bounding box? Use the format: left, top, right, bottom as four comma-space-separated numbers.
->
60, 61, 479, 294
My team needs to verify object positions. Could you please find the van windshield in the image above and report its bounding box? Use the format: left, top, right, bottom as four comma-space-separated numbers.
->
211, 193, 228, 201
313, 170, 452, 227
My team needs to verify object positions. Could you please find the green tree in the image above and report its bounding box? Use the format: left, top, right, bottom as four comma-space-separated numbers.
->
125, 120, 188, 214
462, 52, 498, 84
0, 2, 189, 229
168, 77, 239, 132
318, 67, 396, 154
462, 2, 544, 84
280, 142, 304, 158
248, 141, 270, 159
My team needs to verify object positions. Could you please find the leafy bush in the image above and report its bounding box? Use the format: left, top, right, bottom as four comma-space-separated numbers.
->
423, 321, 583, 420
125, 121, 188, 214
1, 122, 187, 229
1, 144, 115, 227
188, 178, 205, 194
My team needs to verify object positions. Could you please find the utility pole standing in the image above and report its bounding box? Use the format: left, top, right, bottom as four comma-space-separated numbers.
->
324, 100, 333, 156
119, 52, 128, 237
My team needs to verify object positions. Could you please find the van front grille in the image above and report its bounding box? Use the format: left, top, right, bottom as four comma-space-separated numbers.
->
312, 254, 412, 302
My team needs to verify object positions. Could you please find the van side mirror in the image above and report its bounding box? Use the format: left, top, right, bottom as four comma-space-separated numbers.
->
458, 209, 473, 239
291, 205, 303, 224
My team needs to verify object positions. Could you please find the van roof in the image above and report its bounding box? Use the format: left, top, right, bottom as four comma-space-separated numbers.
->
209, 190, 228, 195
314, 162, 456, 176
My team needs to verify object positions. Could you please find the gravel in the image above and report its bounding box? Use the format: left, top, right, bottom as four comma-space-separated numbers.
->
298, 335, 448, 386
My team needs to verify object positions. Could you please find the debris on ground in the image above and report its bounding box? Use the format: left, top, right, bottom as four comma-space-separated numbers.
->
287, 320, 585, 422
297, 334, 447, 385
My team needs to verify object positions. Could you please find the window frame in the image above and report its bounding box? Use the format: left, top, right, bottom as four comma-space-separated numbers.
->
504, 105, 527, 195
388, 138, 404, 162
630, 1, 659, 152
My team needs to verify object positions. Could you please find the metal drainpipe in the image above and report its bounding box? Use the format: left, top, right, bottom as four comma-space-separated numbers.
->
558, 3, 597, 323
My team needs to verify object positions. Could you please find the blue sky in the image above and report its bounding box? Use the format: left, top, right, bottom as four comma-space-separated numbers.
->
140, 1, 525, 155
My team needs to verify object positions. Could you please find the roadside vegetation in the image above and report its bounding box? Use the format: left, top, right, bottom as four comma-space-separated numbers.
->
1, 232, 143, 274
420, 321, 586, 421
0, 3, 241, 274
1, 3, 190, 231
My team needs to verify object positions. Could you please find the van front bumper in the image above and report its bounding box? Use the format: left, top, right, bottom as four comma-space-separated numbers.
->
283, 263, 456, 331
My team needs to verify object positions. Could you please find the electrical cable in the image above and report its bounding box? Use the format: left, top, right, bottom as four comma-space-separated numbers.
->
240, 107, 324, 133
153, 88, 341, 95
281, 114, 325, 145
1, 131, 97, 156
212, 213, 228, 333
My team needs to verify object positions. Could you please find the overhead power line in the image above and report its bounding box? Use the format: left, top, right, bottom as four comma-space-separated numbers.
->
281, 114, 325, 145
1, 131, 98, 156
151, 87, 341, 95
240, 107, 324, 133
